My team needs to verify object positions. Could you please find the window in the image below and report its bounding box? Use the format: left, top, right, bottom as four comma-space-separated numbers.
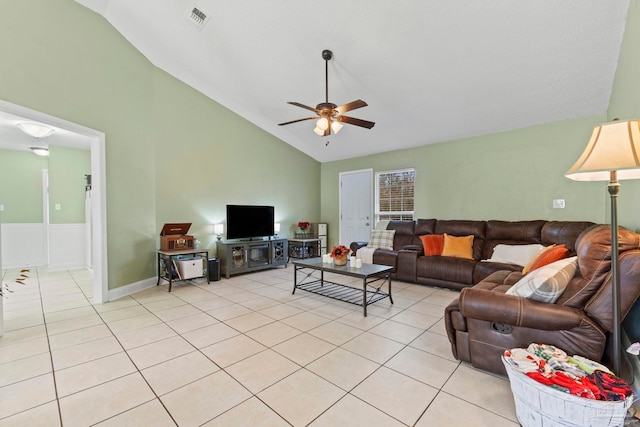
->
375, 168, 415, 222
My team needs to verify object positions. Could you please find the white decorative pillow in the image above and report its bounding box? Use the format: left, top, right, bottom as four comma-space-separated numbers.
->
367, 230, 396, 251
506, 256, 577, 303
487, 244, 545, 267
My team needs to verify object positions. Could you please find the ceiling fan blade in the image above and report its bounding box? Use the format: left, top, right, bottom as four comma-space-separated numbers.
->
335, 99, 368, 114
287, 102, 319, 114
278, 117, 317, 126
337, 115, 375, 129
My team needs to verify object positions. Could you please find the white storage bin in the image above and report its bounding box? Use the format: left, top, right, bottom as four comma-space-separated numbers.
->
502, 356, 632, 427
177, 258, 203, 279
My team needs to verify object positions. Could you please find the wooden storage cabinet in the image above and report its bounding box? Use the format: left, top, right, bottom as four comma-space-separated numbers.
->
311, 223, 327, 254
217, 238, 287, 278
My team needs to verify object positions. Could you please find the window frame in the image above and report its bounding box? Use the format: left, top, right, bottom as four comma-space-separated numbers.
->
374, 168, 416, 223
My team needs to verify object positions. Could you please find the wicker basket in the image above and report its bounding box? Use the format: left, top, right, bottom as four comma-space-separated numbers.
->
502, 356, 632, 427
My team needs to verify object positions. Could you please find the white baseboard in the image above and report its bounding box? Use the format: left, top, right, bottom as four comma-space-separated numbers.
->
108, 277, 157, 301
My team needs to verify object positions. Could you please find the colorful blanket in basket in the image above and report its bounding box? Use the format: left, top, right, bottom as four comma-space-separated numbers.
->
503, 344, 633, 401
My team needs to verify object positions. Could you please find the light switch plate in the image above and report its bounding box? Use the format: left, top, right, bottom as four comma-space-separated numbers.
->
553, 199, 565, 209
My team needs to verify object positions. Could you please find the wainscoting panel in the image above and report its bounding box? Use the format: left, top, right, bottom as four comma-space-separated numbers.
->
0, 223, 87, 270
0, 223, 47, 268
48, 224, 86, 271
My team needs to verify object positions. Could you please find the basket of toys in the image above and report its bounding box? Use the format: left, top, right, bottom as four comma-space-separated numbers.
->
502, 344, 633, 427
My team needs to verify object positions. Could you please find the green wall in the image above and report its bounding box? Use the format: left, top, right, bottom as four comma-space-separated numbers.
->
321, 115, 610, 247
48, 146, 91, 224
0, 0, 320, 290
607, 0, 640, 231
0, 150, 47, 222
0, 147, 89, 224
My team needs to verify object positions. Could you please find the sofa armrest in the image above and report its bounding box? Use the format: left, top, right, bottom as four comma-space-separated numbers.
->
459, 287, 587, 331
350, 242, 368, 255
401, 244, 424, 255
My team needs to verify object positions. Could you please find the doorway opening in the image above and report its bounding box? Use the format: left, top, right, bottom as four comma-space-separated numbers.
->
0, 99, 108, 303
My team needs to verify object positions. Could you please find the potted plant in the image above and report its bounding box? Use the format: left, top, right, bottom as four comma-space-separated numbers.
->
296, 221, 312, 238
330, 245, 351, 266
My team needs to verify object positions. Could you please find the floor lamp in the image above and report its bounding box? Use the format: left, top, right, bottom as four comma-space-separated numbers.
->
566, 119, 640, 375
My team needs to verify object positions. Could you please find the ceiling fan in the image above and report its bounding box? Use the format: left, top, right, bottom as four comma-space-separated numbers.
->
278, 49, 375, 136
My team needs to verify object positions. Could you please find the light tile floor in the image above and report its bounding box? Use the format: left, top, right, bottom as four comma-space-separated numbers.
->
0, 265, 519, 426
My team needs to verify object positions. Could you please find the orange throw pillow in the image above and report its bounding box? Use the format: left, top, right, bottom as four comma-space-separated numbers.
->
419, 234, 445, 256
441, 234, 474, 259
522, 244, 569, 274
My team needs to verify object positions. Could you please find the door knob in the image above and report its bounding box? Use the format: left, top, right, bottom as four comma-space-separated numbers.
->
365, 223, 370, 226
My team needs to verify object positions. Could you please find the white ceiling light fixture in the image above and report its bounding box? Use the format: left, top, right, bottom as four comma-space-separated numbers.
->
30, 147, 49, 157
17, 121, 56, 139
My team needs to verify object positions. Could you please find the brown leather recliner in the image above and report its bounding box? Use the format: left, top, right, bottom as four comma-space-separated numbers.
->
445, 225, 640, 376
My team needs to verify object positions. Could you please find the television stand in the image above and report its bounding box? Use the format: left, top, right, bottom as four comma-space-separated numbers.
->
216, 238, 287, 278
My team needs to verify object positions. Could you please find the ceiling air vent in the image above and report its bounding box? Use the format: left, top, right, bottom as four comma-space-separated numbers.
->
186, 5, 210, 31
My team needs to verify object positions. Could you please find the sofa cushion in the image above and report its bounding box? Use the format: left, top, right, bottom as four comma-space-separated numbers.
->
483, 220, 546, 259
419, 234, 444, 256
442, 234, 474, 259
487, 244, 544, 267
522, 244, 569, 274
417, 256, 477, 285
367, 229, 396, 250
385, 220, 415, 250
435, 220, 486, 260
541, 221, 595, 254
506, 256, 577, 303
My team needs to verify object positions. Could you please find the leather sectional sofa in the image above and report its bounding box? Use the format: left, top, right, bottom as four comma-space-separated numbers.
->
350, 219, 595, 290
352, 219, 640, 376
445, 225, 640, 375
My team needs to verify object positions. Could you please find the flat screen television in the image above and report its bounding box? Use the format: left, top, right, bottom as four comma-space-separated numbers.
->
226, 205, 275, 240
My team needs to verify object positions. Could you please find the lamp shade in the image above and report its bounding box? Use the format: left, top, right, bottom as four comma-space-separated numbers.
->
214, 224, 224, 234
566, 120, 640, 181
274, 223, 281, 233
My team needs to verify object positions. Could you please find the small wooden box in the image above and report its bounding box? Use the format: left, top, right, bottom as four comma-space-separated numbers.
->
160, 223, 194, 251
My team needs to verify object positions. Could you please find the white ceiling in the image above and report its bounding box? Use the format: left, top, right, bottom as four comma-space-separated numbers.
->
71, 1, 628, 162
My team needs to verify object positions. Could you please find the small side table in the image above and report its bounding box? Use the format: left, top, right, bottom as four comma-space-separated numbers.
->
157, 249, 209, 292
288, 238, 321, 261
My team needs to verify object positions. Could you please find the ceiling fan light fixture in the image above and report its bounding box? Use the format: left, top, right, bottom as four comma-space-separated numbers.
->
278, 49, 375, 136
17, 121, 55, 139
316, 117, 329, 131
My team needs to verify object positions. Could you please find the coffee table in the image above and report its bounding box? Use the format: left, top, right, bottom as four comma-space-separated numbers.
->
292, 258, 393, 316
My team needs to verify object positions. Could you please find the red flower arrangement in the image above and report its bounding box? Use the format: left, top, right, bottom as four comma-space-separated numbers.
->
297, 221, 310, 231
330, 245, 351, 258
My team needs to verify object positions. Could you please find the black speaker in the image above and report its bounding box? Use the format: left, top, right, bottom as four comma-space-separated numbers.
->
208, 258, 221, 281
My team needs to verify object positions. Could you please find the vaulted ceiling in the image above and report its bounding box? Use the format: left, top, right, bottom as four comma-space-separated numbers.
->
73, 0, 629, 162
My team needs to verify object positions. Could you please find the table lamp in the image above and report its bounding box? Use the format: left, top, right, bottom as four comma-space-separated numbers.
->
214, 223, 224, 241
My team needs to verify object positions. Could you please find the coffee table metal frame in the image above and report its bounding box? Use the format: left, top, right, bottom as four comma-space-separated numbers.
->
292, 258, 393, 316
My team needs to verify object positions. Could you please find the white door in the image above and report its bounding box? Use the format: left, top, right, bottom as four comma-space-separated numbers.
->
339, 169, 373, 245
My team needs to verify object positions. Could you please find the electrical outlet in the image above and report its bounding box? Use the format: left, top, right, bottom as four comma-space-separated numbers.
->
553, 199, 565, 209
0, 204, 4, 211
55, 203, 61, 211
